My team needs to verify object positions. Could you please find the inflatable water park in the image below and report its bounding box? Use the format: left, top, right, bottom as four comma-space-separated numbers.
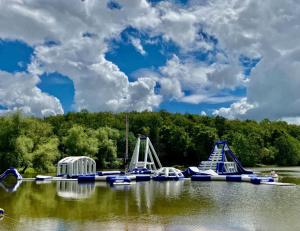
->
0, 138, 295, 188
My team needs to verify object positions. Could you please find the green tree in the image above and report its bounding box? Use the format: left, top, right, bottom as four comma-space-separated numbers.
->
63, 125, 98, 157
189, 124, 218, 163
260, 146, 277, 165
159, 125, 191, 165
32, 137, 60, 172
15, 135, 34, 173
232, 132, 263, 166
274, 133, 300, 166
214, 116, 227, 138
95, 127, 120, 168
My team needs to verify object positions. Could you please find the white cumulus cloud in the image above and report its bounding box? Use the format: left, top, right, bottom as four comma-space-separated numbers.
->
0, 0, 162, 114
1, 0, 300, 121
213, 98, 255, 119
0, 71, 63, 116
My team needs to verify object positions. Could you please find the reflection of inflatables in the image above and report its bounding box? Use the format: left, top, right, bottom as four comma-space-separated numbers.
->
0, 180, 22, 192
133, 181, 185, 212
0, 168, 22, 192
56, 181, 95, 199
107, 176, 132, 186
0, 208, 4, 221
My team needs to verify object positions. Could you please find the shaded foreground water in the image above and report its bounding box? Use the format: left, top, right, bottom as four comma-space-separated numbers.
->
0, 167, 299, 231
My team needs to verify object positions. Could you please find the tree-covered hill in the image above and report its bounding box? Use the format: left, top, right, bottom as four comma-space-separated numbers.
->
0, 111, 300, 173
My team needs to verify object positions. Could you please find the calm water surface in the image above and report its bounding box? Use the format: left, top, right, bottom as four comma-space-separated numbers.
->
0, 167, 299, 231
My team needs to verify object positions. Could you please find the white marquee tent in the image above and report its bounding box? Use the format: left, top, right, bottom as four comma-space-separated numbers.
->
57, 156, 96, 177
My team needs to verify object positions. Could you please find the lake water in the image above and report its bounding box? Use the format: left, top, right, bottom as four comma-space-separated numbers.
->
0, 167, 299, 231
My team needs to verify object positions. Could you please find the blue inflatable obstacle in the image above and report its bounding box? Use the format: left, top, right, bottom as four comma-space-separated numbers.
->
198, 141, 253, 175
0, 167, 22, 181
78, 174, 150, 183
78, 175, 96, 182
129, 167, 152, 175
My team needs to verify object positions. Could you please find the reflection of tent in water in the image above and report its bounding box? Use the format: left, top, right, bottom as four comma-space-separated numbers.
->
128, 136, 162, 172
57, 181, 95, 199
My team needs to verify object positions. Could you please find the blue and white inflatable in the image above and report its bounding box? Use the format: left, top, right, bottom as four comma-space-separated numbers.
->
153, 167, 184, 181
0, 167, 22, 181
184, 141, 254, 177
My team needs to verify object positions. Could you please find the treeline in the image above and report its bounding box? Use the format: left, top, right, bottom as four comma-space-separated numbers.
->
0, 111, 300, 173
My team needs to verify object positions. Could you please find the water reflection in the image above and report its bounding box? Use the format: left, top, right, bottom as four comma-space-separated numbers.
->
133, 180, 186, 213
56, 181, 95, 199
0, 174, 299, 231
153, 180, 185, 197
0, 180, 22, 192
54, 178, 187, 206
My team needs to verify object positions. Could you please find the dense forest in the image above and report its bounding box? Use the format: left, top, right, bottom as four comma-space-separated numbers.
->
0, 111, 300, 173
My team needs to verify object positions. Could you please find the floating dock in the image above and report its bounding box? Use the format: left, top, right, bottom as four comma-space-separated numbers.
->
191, 175, 274, 184
78, 174, 151, 183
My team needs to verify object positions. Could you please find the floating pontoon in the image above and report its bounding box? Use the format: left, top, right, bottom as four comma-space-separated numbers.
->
78, 174, 150, 182
191, 174, 272, 184
36, 175, 53, 181
57, 156, 96, 178
97, 171, 124, 176
128, 136, 162, 173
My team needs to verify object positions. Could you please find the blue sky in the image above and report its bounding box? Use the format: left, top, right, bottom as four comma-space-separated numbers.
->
1, 0, 299, 122
0, 40, 33, 73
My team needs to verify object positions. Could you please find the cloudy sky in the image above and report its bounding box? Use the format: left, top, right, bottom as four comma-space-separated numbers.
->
0, 0, 299, 123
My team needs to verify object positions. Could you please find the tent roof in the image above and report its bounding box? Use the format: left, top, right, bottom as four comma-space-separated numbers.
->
58, 156, 95, 165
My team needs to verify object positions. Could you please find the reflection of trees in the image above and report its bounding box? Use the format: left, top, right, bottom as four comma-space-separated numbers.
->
281, 176, 300, 185
0, 180, 213, 221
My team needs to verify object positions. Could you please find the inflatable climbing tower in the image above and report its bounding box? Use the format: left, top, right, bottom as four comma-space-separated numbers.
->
198, 141, 253, 175
128, 136, 162, 172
